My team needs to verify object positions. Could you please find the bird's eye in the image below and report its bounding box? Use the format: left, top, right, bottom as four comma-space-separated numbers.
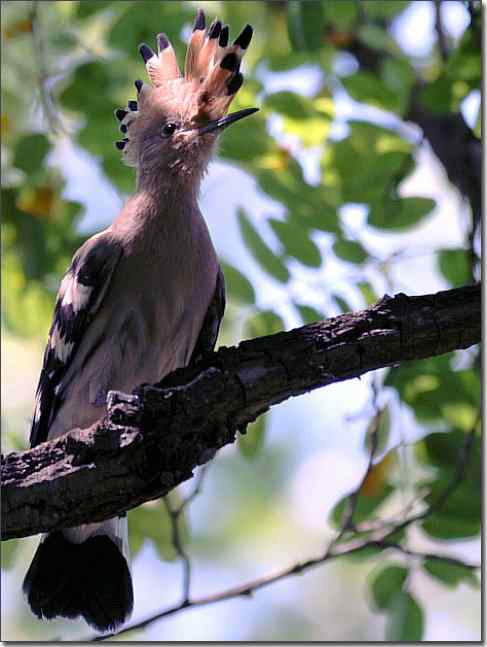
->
161, 122, 177, 138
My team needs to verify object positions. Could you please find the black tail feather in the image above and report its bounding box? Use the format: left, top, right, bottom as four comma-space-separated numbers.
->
23, 531, 133, 632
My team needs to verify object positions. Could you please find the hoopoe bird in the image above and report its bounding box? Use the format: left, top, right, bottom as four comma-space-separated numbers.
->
23, 9, 256, 632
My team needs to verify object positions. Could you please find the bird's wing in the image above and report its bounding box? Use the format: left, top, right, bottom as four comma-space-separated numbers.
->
30, 233, 123, 447
189, 266, 226, 364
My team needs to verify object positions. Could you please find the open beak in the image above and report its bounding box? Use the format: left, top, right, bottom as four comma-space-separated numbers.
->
198, 107, 259, 135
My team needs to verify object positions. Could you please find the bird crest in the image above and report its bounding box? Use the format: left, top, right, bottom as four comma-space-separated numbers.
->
114, 8, 254, 167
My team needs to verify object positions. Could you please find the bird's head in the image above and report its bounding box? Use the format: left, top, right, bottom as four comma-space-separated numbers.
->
115, 9, 257, 191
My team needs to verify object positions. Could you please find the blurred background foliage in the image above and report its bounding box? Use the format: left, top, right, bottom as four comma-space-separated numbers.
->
1, 0, 481, 641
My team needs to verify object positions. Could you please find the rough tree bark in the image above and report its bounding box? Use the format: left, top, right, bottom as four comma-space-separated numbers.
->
2, 284, 480, 541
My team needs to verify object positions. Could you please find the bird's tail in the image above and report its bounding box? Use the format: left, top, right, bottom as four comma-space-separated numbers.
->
23, 516, 133, 633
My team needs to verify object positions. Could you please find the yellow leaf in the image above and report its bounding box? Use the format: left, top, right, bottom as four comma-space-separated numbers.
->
16, 187, 55, 219
360, 452, 396, 497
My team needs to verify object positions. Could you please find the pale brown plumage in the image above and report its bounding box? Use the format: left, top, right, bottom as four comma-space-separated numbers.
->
24, 8, 255, 633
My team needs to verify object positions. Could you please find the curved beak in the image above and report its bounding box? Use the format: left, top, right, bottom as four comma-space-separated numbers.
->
198, 107, 259, 135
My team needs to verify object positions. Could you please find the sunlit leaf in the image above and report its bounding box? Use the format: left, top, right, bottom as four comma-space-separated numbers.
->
342, 72, 402, 113
239, 414, 268, 460
269, 218, 322, 268
1, 539, 20, 570
128, 497, 189, 561
438, 248, 472, 287
220, 261, 256, 305
243, 309, 285, 339
357, 281, 377, 306
16, 186, 55, 219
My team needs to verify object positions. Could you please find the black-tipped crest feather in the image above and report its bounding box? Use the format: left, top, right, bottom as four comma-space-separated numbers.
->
115, 9, 256, 164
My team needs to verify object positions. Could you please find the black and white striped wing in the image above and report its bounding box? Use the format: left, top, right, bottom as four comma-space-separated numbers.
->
30, 235, 123, 447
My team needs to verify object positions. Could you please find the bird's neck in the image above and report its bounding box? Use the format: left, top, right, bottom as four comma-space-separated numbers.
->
136, 164, 202, 203
113, 179, 202, 248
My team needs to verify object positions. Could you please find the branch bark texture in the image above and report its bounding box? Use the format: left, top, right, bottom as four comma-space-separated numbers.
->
2, 284, 480, 541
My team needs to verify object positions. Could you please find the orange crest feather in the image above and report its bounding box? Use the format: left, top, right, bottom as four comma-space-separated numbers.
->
114, 8, 253, 166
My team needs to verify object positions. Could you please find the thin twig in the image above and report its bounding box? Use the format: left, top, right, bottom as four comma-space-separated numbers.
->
369, 540, 480, 571
163, 465, 209, 604
434, 0, 449, 62
30, 1, 64, 134
163, 497, 192, 604
337, 380, 382, 536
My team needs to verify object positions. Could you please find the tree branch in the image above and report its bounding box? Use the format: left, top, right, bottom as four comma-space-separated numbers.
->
1, 284, 480, 541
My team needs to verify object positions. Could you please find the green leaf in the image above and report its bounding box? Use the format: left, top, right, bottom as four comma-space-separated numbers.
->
1, 539, 20, 570
239, 414, 268, 461
220, 107, 272, 163
287, 0, 324, 52
330, 485, 394, 528
358, 24, 394, 52
264, 91, 314, 120
423, 558, 479, 589
381, 58, 415, 114
294, 302, 323, 324
238, 210, 290, 283
323, 0, 358, 29
325, 121, 414, 205
386, 355, 480, 423
269, 218, 322, 268
362, 1, 408, 18
385, 591, 424, 641
76, 1, 113, 18
333, 238, 368, 264
422, 429, 479, 470
438, 248, 472, 287
357, 281, 377, 306
332, 293, 353, 314
370, 564, 408, 611
263, 92, 331, 146
444, 30, 481, 88
420, 77, 454, 114
342, 72, 402, 113
128, 498, 189, 561
243, 309, 285, 339
13, 133, 50, 174
474, 107, 481, 138
368, 197, 436, 230
108, 2, 190, 60
256, 158, 339, 231
419, 431, 480, 540
220, 261, 255, 305
364, 405, 391, 455
422, 513, 480, 540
